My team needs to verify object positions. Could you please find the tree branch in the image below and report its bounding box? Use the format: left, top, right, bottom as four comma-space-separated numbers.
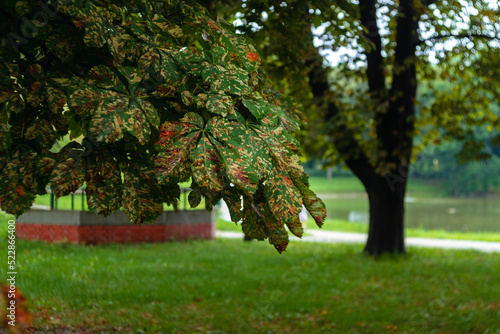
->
359, 0, 386, 95
305, 45, 376, 187
421, 0, 438, 6
377, 0, 418, 165
418, 32, 500, 46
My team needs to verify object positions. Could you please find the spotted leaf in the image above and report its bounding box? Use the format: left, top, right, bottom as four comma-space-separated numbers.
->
191, 134, 224, 192
292, 175, 327, 228
155, 130, 201, 185
0, 154, 37, 217
122, 164, 163, 224
49, 148, 86, 199
86, 158, 122, 216
264, 166, 304, 238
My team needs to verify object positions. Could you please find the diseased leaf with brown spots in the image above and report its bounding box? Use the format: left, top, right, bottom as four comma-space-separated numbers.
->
24, 119, 56, 150
264, 166, 304, 238
241, 195, 289, 253
0, 122, 12, 152
254, 125, 303, 180
86, 158, 122, 216
217, 145, 259, 195
188, 187, 202, 208
292, 175, 327, 228
88, 90, 160, 144
0, 0, 328, 254
222, 188, 243, 222
206, 94, 236, 118
49, 148, 86, 199
155, 130, 201, 185
122, 164, 163, 224
45, 84, 67, 113
201, 64, 249, 95
84, 21, 109, 48
155, 113, 203, 151
89, 65, 126, 92
68, 86, 102, 115
191, 134, 224, 192
108, 32, 135, 64
208, 117, 271, 182
35, 154, 57, 195
241, 196, 267, 240
0, 154, 37, 217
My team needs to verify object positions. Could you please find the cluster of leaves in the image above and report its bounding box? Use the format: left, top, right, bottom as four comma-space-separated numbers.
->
218, 0, 500, 167
0, 0, 326, 252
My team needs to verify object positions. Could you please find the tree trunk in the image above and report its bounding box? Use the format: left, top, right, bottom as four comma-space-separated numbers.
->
364, 172, 407, 255
303, 0, 418, 255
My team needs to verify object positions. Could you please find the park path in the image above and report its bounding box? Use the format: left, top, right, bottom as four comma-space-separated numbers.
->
216, 230, 500, 253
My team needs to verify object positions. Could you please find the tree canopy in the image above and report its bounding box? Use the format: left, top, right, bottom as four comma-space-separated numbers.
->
0, 0, 326, 253
215, 0, 500, 254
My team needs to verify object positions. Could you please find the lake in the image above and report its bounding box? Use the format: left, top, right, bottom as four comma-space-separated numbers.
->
320, 193, 500, 232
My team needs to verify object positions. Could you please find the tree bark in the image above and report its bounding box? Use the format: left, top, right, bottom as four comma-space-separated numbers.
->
364, 171, 407, 254
303, 0, 419, 255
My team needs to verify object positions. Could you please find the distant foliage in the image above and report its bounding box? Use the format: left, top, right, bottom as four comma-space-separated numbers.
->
0, 0, 326, 252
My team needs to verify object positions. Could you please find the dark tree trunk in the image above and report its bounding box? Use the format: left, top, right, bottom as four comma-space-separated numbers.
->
303, 0, 419, 255
364, 172, 407, 255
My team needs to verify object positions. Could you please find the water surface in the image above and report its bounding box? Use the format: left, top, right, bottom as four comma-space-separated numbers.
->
321, 193, 500, 232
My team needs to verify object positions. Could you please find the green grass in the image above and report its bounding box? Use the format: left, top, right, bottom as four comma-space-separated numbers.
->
1, 236, 499, 333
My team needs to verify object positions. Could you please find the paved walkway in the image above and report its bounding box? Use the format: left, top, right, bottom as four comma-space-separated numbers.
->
216, 230, 500, 253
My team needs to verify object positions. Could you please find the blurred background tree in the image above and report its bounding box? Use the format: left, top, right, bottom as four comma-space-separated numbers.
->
211, 0, 500, 254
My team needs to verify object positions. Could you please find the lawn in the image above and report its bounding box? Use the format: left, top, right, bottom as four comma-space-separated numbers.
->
0, 235, 499, 333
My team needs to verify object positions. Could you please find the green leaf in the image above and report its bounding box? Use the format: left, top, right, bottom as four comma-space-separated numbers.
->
188, 187, 202, 208
122, 164, 163, 224
159, 184, 180, 209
